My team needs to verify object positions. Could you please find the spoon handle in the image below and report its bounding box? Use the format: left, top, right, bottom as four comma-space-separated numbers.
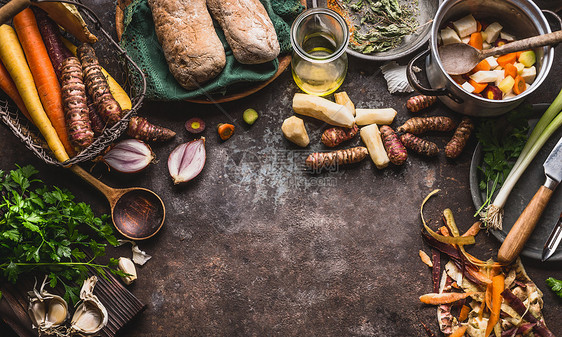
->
483, 30, 562, 58
70, 165, 118, 202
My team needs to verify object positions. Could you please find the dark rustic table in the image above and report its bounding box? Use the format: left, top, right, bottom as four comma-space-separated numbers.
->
3, 1, 562, 336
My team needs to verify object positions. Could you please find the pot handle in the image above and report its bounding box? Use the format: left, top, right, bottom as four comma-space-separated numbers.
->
543, 10, 562, 31
406, 48, 463, 104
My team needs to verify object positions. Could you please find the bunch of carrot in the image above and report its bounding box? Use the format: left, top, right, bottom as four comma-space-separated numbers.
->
0, 6, 143, 163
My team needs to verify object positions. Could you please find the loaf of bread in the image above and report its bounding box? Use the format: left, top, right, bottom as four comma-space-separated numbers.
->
148, 0, 226, 90
207, 0, 280, 65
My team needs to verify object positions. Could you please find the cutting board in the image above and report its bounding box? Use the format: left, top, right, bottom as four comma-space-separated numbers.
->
0, 271, 145, 337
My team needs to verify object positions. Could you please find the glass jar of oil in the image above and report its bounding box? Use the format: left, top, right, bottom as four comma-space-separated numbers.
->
290, 8, 349, 96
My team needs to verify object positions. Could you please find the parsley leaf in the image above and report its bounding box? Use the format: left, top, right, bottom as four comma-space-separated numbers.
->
546, 277, 562, 298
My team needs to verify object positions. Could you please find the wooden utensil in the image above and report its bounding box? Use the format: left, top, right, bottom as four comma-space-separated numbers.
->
498, 136, 562, 264
439, 30, 562, 75
70, 166, 165, 240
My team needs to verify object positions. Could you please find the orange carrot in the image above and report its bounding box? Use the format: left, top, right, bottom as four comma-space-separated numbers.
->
13, 8, 75, 157
476, 21, 482, 32
459, 305, 470, 321
485, 274, 504, 337
419, 250, 433, 267
0, 59, 32, 121
497, 53, 517, 67
468, 79, 488, 94
450, 325, 468, 337
419, 292, 478, 305
513, 75, 526, 95
462, 222, 482, 237
218, 123, 235, 141
0, 25, 69, 162
504, 63, 517, 79
468, 32, 483, 50
472, 59, 490, 73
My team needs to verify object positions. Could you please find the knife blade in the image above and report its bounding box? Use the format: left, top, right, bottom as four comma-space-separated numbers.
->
498, 136, 562, 264
542, 212, 562, 262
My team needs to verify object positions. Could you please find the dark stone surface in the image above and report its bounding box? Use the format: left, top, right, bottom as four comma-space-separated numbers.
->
2, 1, 562, 336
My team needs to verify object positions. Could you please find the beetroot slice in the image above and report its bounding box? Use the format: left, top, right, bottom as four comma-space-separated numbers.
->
186, 117, 205, 134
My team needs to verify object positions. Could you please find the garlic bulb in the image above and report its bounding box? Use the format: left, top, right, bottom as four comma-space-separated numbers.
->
70, 276, 108, 335
27, 276, 69, 332
118, 257, 137, 285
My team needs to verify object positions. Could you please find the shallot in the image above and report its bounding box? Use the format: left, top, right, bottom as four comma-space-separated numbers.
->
102, 139, 154, 173
168, 138, 206, 184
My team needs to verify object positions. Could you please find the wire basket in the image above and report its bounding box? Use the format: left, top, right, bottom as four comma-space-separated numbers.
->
0, 0, 146, 166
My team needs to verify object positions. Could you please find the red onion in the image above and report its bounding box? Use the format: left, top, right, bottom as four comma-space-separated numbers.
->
168, 138, 206, 184
103, 139, 155, 173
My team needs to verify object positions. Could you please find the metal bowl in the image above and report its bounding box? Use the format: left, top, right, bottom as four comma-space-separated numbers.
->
313, 0, 441, 61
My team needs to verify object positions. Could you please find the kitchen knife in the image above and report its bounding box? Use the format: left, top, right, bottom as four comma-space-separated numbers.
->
542, 212, 562, 262
498, 136, 562, 264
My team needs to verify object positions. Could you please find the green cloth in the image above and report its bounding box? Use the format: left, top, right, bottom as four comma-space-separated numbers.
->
121, 0, 304, 101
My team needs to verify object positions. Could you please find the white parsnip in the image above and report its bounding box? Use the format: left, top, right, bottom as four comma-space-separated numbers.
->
292, 93, 354, 127
355, 108, 397, 126
360, 124, 390, 169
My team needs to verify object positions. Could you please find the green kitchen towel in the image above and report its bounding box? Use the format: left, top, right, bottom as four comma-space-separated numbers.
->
121, 0, 304, 101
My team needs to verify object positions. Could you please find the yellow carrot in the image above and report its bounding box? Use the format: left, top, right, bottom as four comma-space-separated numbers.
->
0, 25, 69, 162
62, 38, 132, 111
485, 274, 504, 337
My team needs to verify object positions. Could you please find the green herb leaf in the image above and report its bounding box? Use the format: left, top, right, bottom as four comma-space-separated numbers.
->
546, 277, 562, 298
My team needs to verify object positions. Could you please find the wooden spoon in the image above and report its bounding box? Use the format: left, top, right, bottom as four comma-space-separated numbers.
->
439, 30, 562, 75
71, 166, 165, 240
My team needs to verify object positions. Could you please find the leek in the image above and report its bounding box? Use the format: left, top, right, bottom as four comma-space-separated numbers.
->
484, 89, 562, 229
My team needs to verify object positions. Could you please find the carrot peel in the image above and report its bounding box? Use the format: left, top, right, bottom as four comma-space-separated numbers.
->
419, 292, 479, 305
485, 274, 504, 337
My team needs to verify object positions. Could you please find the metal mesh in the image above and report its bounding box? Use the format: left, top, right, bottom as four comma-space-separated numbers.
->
0, 0, 146, 166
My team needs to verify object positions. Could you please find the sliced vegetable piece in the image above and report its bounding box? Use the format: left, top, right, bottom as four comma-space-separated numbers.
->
360, 124, 389, 169
471, 59, 490, 73
513, 75, 526, 95
498, 76, 515, 94
217, 123, 235, 141
483, 22, 502, 43
243, 108, 259, 125
419, 292, 478, 305
518, 50, 536, 67
468, 32, 483, 49
496, 53, 517, 67
504, 63, 517, 79
468, 79, 487, 94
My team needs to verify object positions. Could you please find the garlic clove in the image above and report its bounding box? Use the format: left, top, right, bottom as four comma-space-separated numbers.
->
28, 300, 47, 329
27, 276, 69, 331
70, 276, 108, 335
118, 257, 137, 285
167, 138, 206, 184
46, 300, 68, 327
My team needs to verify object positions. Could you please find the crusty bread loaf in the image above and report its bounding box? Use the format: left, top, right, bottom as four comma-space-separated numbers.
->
207, 0, 280, 65
148, 0, 226, 90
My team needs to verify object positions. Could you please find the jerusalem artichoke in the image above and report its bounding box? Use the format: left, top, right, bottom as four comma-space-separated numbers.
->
399, 133, 439, 157
128, 116, 176, 142
321, 124, 358, 147
60, 56, 94, 151
445, 117, 474, 159
380, 125, 407, 165
305, 147, 368, 172
406, 95, 437, 113
77, 43, 122, 126
397, 116, 456, 134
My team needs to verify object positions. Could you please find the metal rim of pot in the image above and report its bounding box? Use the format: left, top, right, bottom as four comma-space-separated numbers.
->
407, 0, 561, 116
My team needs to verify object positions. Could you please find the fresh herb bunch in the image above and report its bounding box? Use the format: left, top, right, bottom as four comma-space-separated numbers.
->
474, 105, 534, 216
546, 277, 562, 298
340, 0, 419, 54
0, 165, 123, 304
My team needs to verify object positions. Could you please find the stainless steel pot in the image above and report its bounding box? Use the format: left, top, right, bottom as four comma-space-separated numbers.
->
407, 0, 560, 117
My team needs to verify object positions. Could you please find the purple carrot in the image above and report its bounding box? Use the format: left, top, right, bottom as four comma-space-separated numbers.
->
33, 7, 73, 80
501, 289, 555, 337
431, 249, 441, 293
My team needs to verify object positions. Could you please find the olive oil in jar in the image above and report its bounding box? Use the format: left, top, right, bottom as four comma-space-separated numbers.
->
290, 9, 349, 96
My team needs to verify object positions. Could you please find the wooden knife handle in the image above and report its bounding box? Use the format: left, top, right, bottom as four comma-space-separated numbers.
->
498, 185, 554, 264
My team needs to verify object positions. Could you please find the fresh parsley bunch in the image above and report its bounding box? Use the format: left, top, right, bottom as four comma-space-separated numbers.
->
0, 165, 122, 304
475, 105, 534, 216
